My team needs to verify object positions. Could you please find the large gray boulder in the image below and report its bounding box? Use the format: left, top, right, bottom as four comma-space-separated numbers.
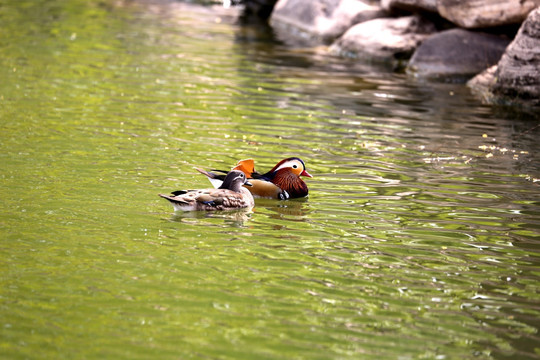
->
407, 28, 510, 80
468, 8, 540, 105
492, 7, 540, 104
270, 0, 386, 45
329, 15, 436, 63
437, 0, 540, 28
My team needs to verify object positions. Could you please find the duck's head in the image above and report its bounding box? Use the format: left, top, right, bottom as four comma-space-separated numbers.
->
220, 170, 252, 191
270, 157, 313, 178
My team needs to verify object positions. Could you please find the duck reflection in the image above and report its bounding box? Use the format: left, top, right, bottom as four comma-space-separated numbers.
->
255, 197, 311, 219
166, 197, 311, 227
169, 207, 253, 227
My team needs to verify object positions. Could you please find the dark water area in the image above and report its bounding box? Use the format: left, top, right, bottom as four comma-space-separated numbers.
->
1, 1, 539, 359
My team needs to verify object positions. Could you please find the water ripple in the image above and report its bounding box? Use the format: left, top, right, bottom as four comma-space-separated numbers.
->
1, 1, 539, 359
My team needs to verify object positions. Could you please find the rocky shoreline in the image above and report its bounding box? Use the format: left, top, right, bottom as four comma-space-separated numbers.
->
241, 0, 540, 107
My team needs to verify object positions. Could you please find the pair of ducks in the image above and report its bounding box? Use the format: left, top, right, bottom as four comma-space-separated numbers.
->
159, 157, 312, 211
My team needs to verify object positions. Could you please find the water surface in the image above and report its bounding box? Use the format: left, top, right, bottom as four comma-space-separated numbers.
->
1, 1, 539, 359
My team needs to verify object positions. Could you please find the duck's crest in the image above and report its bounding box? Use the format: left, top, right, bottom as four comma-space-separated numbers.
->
232, 159, 255, 176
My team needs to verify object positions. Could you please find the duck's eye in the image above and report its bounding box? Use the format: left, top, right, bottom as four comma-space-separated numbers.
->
293, 164, 298, 169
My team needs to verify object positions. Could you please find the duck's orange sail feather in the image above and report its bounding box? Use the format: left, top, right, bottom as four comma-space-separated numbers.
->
232, 159, 255, 178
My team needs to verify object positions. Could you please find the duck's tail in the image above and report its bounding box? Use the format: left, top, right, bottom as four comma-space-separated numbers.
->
195, 168, 226, 189
159, 193, 188, 205
158, 193, 193, 211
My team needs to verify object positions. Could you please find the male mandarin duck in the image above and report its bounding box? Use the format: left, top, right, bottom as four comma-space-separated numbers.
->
196, 157, 312, 200
159, 170, 254, 211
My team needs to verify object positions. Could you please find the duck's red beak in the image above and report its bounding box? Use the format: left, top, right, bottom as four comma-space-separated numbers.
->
301, 170, 313, 178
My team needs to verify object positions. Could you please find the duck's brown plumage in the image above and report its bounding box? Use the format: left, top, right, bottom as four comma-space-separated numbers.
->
269, 168, 310, 199
159, 170, 254, 211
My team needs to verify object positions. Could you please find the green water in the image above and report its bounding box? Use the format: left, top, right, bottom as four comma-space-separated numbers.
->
1, 0, 539, 359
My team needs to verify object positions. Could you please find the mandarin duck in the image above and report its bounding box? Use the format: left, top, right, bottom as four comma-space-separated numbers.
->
159, 170, 254, 211
196, 157, 312, 200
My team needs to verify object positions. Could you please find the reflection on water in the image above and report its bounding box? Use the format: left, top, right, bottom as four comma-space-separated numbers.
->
169, 207, 254, 227
0, 1, 539, 359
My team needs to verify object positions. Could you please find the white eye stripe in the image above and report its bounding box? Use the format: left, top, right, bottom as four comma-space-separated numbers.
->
275, 160, 302, 172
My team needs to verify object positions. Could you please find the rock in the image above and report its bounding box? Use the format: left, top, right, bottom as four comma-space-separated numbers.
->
492, 8, 540, 105
437, 0, 540, 28
381, 0, 437, 14
329, 15, 436, 63
407, 28, 510, 80
270, 0, 386, 45
468, 8, 540, 106
467, 65, 498, 103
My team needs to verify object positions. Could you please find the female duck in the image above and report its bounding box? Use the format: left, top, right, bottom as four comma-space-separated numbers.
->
197, 157, 312, 200
159, 170, 254, 211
